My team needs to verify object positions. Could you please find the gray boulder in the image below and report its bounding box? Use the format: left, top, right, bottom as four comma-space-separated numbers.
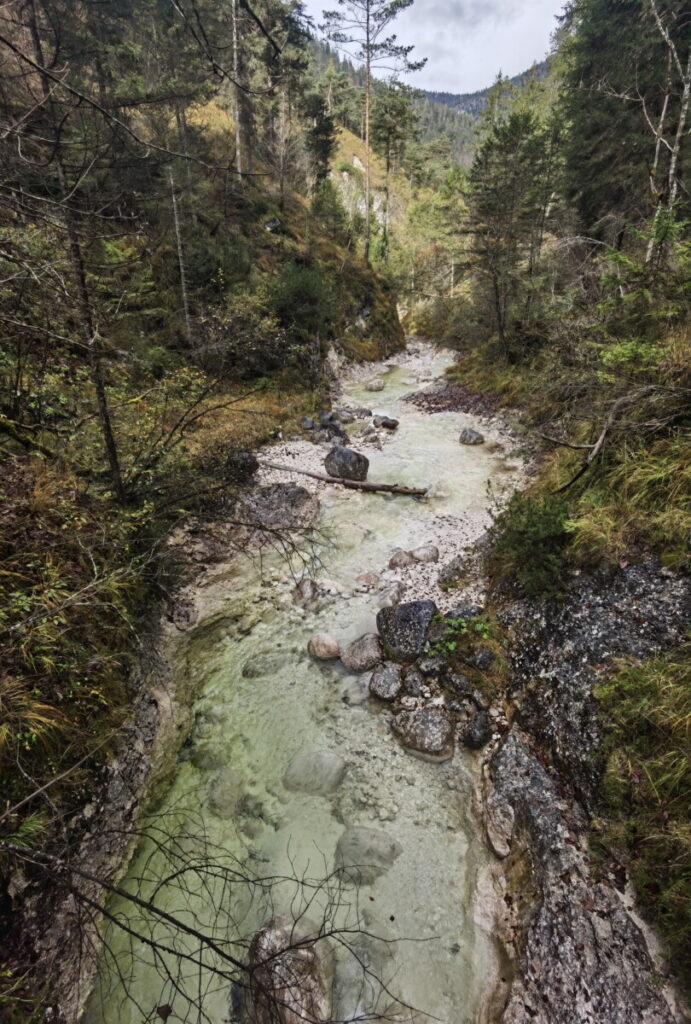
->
341, 633, 382, 673
388, 549, 415, 569
392, 708, 454, 762
438, 554, 464, 588
462, 711, 492, 750
373, 415, 399, 430
369, 662, 402, 702
376, 599, 438, 661
459, 427, 485, 445
365, 378, 385, 392
308, 633, 340, 660
411, 544, 439, 563
283, 751, 347, 795
401, 665, 426, 697
324, 446, 369, 481
334, 826, 402, 885
293, 578, 320, 607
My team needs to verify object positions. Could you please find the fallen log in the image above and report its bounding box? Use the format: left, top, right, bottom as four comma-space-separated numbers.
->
259, 459, 428, 497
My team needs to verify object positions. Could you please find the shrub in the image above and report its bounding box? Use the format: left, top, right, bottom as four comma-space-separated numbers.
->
196, 294, 289, 379
488, 492, 570, 597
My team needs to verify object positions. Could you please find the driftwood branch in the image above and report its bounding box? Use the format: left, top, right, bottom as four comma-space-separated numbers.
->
260, 460, 428, 497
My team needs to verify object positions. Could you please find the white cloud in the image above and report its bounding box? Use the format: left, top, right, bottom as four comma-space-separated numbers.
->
306, 0, 565, 93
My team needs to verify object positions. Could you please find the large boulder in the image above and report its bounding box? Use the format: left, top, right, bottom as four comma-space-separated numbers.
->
365, 378, 385, 392
334, 826, 402, 885
341, 633, 382, 673
283, 751, 347, 795
376, 600, 438, 661
249, 917, 332, 1024
459, 427, 485, 445
324, 446, 369, 482
369, 662, 402, 702
392, 708, 454, 762
308, 634, 340, 660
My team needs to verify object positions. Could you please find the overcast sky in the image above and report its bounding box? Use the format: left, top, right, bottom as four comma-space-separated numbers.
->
305, 0, 566, 93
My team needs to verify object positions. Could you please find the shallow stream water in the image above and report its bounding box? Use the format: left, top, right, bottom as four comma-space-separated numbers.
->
87, 348, 522, 1024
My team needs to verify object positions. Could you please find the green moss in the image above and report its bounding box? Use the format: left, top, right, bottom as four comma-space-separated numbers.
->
593, 648, 691, 995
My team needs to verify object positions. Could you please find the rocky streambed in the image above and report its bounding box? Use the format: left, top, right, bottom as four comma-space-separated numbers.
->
79, 343, 527, 1024
69, 342, 689, 1024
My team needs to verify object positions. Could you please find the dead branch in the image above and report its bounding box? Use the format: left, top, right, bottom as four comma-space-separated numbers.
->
259, 461, 428, 497
555, 387, 657, 493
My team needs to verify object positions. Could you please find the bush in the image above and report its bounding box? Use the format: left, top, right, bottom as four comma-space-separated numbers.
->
488, 492, 570, 596
196, 294, 289, 379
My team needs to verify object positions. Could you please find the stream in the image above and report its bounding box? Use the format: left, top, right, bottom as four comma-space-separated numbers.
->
86, 345, 524, 1024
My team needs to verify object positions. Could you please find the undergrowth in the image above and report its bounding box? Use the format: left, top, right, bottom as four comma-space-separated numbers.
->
593, 648, 691, 994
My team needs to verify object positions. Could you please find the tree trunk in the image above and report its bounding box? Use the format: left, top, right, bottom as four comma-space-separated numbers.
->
27, 0, 125, 503
169, 169, 193, 347
232, 0, 243, 181
363, 14, 372, 263
260, 461, 427, 497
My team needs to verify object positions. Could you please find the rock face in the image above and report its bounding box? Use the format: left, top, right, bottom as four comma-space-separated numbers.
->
376, 600, 438, 661
506, 560, 690, 808
369, 662, 402, 701
459, 427, 485, 445
340, 633, 382, 673
392, 708, 454, 761
283, 751, 346, 795
308, 634, 340, 660
489, 561, 690, 1024
324, 446, 369, 482
489, 733, 679, 1024
334, 826, 402, 885
249, 917, 332, 1024
411, 544, 439, 563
